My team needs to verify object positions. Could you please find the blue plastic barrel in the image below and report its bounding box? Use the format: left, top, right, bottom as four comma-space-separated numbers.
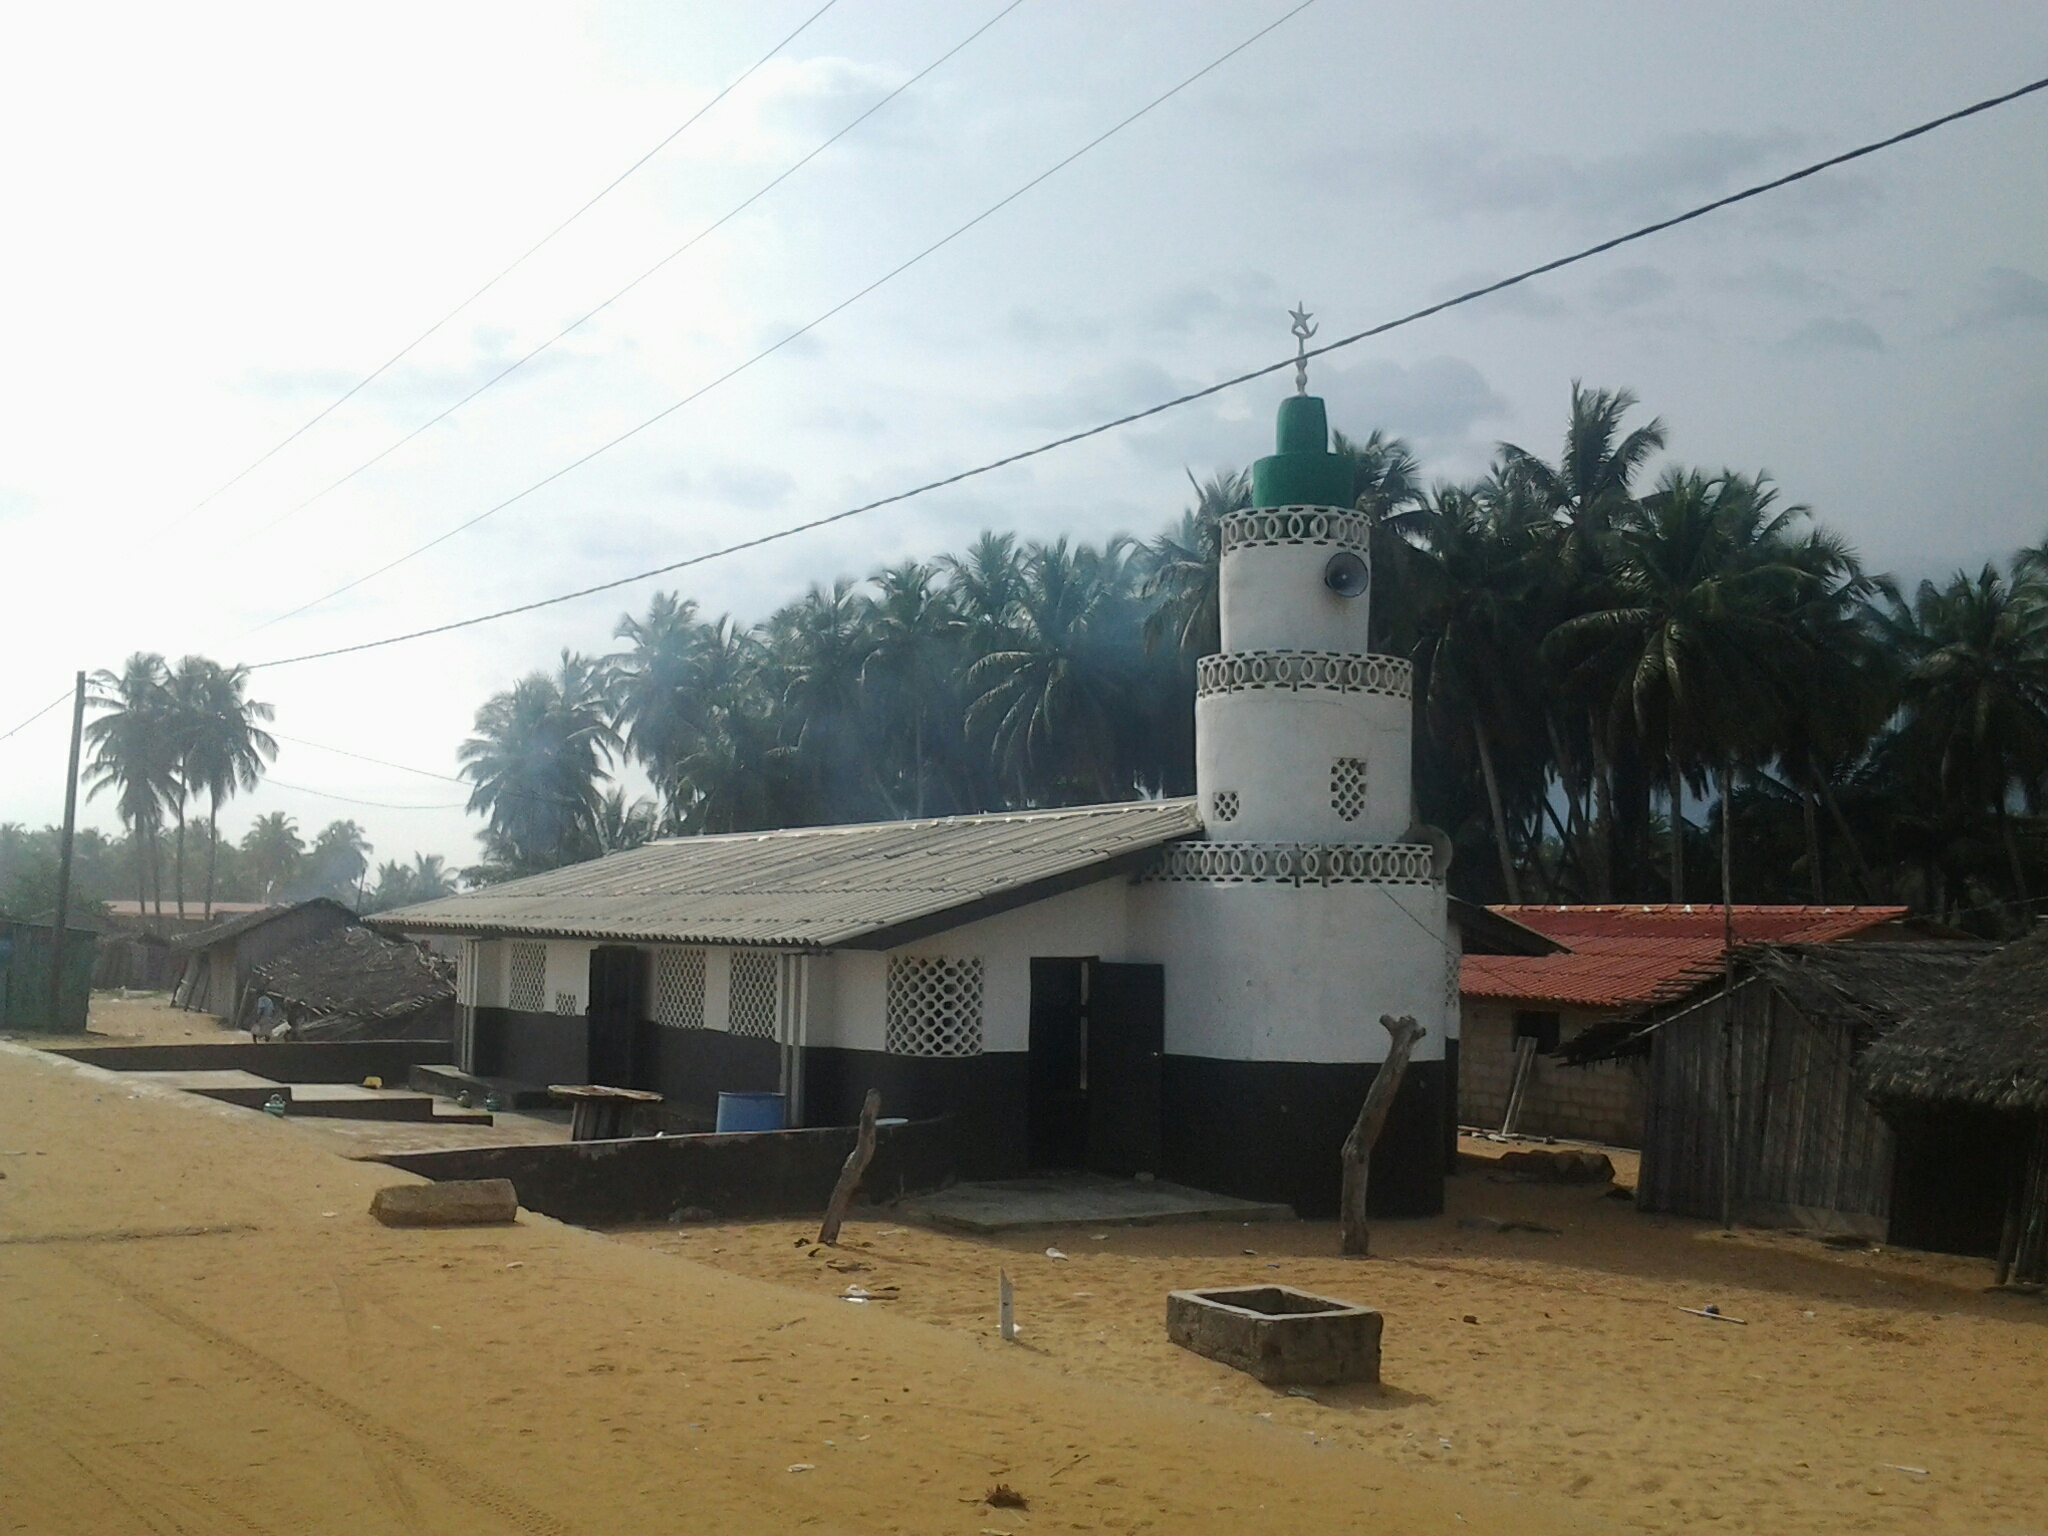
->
715, 1091, 787, 1132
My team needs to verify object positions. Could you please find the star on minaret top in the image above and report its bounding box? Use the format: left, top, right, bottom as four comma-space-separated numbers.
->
1289, 304, 1317, 395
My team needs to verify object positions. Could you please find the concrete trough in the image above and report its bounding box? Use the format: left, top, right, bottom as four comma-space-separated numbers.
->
1165, 1284, 1382, 1387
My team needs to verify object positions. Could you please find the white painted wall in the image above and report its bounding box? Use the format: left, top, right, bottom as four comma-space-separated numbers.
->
704, 946, 732, 1032
1220, 539, 1371, 653
470, 939, 505, 1009
1196, 688, 1413, 843
805, 876, 1133, 1056
1128, 878, 1450, 1064
542, 941, 592, 1014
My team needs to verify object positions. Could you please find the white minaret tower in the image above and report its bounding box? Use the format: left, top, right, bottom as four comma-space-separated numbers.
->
1130, 309, 1455, 1217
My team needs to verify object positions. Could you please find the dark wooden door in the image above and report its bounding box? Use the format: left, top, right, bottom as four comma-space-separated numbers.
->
587, 946, 644, 1088
1085, 961, 1164, 1177
1027, 958, 1088, 1170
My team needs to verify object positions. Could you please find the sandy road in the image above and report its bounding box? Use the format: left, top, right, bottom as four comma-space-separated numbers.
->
0, 1043, 1596, 1536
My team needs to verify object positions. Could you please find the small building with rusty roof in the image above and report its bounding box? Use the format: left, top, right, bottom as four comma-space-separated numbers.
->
1458, 904, 1920, 1146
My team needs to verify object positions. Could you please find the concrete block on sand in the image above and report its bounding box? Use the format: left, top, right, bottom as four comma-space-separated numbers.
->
1167, 1285, 1381, 1387
370, 1178, 519, 1227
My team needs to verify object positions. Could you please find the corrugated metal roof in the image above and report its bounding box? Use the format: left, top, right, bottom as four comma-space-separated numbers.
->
367, 799, 1204, 949
1461, 906, 1912, 1010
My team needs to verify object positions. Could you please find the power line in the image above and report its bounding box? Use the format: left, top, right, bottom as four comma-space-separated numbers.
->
239, 0, 1326, 638
172, 0, 842, 524
0, 689, 75, 747
243, 0, 1029, 544
272, 730, 471, 786
262, 777, 465, 811
245, 70, 2048, 673
272, 729, 596, 812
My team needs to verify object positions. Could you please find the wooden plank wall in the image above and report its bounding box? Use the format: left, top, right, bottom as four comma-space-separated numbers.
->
1638, 977, 1893, 1227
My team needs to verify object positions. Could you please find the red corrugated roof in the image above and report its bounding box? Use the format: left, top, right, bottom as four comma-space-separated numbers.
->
1461, 905, 1911, 1010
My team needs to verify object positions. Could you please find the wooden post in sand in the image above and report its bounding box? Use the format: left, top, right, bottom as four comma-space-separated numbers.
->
1339, 1014, 1424, 1257
818, 1089, 881, 1246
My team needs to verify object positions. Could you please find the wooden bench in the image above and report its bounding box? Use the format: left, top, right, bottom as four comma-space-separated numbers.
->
549, 1084, 664, 1142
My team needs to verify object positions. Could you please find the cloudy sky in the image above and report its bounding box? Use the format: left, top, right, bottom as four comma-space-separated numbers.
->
2, 1, 2044, 870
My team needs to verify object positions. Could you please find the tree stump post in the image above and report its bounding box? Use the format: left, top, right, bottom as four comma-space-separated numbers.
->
818, 1089, 882, 1246
1339, 1014, 1425, 1257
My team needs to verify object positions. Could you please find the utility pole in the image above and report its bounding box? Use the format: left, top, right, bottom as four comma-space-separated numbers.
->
49, 672, 86, 1030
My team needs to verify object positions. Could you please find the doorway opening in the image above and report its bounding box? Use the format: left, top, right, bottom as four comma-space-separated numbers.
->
587, 946, 645, 1088
1027, 957, 1163, 1176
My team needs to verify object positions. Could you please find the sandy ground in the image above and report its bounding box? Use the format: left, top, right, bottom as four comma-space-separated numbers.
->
0, 1042, 1600, 1536
20, 993, 574, 1154
617, 1144, 2048, 1536
54, 991, 252, 1046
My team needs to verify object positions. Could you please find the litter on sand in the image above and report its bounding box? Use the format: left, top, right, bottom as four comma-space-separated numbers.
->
1045, 1247, 1068, 1260
787, 1463, 815, 1473
1680, 1305, 1748, 1324
1882, 1464, 1929, 1476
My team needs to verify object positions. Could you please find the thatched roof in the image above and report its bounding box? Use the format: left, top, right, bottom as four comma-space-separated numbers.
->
248, 924, 453, 1021
1559, 941, 1995, 1064
1863, 926, 2048, 1114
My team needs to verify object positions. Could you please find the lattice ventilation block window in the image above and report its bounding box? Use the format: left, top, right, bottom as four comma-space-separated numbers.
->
728, 951, 780, 1040
654, 947, 707, 1029
1330, 757, 1369, 822
507, 942, 547, 1013
1210, 789, 1240, 823
553, 991, 579, 1016
886, 956, 985, 1057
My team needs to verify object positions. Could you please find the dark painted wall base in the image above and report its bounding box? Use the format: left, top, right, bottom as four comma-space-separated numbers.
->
473, 1007, 588, 1086
1163, 1056, 1447, 1219
465, 1010, 1448, 1217
53, 1040, 451, 1083
806, 1047, 1030, 1182
638, 1026, 780, 1126
373, 1117, 954, 1227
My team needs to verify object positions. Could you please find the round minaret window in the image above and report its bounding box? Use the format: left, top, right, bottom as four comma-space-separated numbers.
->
1323, 550, 1368, 597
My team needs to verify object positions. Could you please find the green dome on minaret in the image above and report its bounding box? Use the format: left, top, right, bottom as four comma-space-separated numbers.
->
1249, 305, 1353, 510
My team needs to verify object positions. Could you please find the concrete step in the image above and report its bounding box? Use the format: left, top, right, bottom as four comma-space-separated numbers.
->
282, 1084, 439, 1121
407, 1064, 554, 1109
124, 1069, 289, 1109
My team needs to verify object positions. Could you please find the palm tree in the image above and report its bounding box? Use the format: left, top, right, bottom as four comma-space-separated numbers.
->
308, 819, 374, 906
406, 853, 457, 900
240, 811, 305, 901
592, 790, 659, 854
1409, 483, 1547, 900
611, 593, 705, 793
940, 531, 1029, 651
459, 650, 619, 873
966, 538, 1140, 805
863, 561, 961, 818
771, 580, 884, 821
1547, 468, 1812, 900
85, 653, 175, 926
1141, 469, 1248, 658
172, 658, 275, 918
1499, 382, 1668, 560
1881, 564, 2048, 909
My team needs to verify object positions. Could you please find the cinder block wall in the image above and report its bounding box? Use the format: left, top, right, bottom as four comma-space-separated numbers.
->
1457, 1002, 1645, 1147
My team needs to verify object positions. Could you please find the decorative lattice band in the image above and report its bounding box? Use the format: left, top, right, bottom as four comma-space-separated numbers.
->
886, 955, 984, 1057
506, 941, 546, 1013
728, 951, 780, 1039
1139, 840, 1439, 887
653, 947, 707, 1029
1217, 505, 1370, 554
1196, 649, 1412, 700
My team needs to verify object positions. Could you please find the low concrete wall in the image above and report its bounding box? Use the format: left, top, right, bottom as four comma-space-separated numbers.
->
49, 1040, 453, 1084
369, 1117, 956, 1227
